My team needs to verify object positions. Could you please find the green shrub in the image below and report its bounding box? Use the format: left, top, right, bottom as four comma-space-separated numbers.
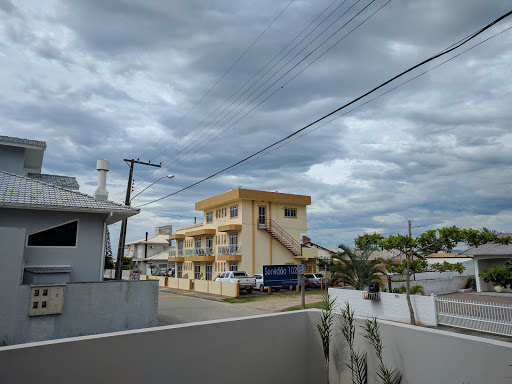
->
466, 277, 476, 290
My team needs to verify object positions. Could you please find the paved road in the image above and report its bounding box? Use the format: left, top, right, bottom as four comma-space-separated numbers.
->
158, 288, 272, 326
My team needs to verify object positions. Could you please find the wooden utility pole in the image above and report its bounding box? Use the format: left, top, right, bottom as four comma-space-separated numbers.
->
115, 159, 161, 279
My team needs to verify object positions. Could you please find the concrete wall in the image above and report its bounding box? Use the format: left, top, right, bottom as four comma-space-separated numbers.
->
0, 209, 107, 283
209, 280, 222, 295
329, 287, 437, 326
0, 145, 24, 174
392, 275, 470, 295
0, 227, 25, 346
12, 280, 158, 345
194, 279, 209, 293
324, 312, 512, 384
1, 310, 511, 384
0, 311, 324, 384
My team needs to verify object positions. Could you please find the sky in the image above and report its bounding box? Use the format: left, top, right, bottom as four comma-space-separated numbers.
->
1, 0, 511, 252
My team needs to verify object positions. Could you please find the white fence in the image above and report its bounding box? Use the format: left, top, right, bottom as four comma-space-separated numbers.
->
436, 297, 512, 337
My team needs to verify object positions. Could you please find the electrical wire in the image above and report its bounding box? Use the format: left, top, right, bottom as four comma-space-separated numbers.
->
134, 10, 512, 208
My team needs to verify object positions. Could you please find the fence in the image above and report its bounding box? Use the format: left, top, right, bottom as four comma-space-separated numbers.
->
436, 297, 512, 336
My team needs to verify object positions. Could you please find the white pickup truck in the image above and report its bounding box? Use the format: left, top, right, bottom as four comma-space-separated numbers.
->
215, 271, 256, 294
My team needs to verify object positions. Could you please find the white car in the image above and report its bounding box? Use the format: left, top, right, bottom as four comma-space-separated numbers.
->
253, 274, 281, 292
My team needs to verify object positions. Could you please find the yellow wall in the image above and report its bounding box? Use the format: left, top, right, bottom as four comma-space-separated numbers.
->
178, 278, 191, 290
209, 280, 222, 295
168, 277, 179, 289
221, 282, 239, 297
194, 280, 209, 293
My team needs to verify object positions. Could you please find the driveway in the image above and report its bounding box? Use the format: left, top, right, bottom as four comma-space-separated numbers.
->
158, 288, 272, 325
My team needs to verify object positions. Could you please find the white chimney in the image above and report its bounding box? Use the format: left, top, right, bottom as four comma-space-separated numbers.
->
94, 159, 109, 201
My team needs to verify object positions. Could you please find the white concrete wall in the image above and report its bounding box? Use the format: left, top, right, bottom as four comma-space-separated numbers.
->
392, 275, 470, 295
329, 287, 437, 326
12, 280, 158, 345
0, 311, 324, 384
1, 310, 511, 384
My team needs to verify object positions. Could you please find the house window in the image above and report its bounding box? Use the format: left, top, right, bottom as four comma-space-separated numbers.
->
206, 237, 213, 255
230, 233, 238, 245
195, 238, 201, 249
230, 205, 238, 218
206, 212, 213, 223
229, 262, 238, 271
177, 263, 183, 278
284, 208, 297, 218
195, 263, 201, 279
27, 220, 78, 247
206, 263, 212, 281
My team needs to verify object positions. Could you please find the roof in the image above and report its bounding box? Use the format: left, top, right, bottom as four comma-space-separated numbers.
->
302, 241, 336, 254
426, 252, 472, 259
0, 170, 139, 223
459, 233, 512, 256
0, 135, 46, 148
196, 188, 311, 211
126, 234, 171, 246
27, 173, 80, 189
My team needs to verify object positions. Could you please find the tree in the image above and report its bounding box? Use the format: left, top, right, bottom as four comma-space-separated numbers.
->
331, 245, 385, 290
356, 226, 511, 325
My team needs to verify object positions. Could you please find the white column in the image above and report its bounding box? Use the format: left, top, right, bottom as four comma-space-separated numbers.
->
474, 258, 482, 292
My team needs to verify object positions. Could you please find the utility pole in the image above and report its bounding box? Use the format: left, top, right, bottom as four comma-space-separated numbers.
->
408, 219, 412, 237
115, 159, 161, 279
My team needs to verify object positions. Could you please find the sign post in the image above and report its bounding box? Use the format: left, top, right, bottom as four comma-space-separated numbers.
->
296, 265, 305, 309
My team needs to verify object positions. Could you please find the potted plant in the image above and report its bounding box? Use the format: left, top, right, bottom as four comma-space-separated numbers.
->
479, 265, 511, 292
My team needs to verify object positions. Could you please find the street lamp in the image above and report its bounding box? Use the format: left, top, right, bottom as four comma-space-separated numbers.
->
130, 174, 174, 203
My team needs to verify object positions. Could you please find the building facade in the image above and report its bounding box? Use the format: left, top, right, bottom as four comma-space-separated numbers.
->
126, 225, 174, 275
168, 189, 315, 279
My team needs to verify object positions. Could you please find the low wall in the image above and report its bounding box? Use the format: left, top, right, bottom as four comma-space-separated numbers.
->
324, 312, 512, 384
168, 277, 179, 289
221, 282, 239, 297
392, 275, 470, 295
209, 280, 222, 295
194, 280, 209, 293
178, 278, 191, 290
0, 312, 323, 384
12, 280, 158, 345
329, 287, 437, 326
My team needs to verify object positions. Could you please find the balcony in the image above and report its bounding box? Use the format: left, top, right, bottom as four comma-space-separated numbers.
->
168, 249, 184, 262
217, 245, 242, 261
184, 247, 215, 262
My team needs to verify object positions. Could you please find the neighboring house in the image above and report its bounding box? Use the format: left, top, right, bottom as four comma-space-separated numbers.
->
0, 136, 157, 346
425, 251, 473, 266
301, 236, 336, 274
126, 225, 174, 274
168, 188, 313, 279
459, 233, 512, 292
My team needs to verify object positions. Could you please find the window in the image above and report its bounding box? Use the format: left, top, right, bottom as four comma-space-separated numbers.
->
206, 263, 212, 281
195, 238, 201, 249
177, 263, 183, 278
178, 241, 183, 256
195, 263, 201, 279
27, 220, 78, 247
206, 212, 213, 223
230, 205, 238, 218
284, 208, 297, 218
229, 262, 238, 271
229, 233, 238, 245
206, 237, 213, 255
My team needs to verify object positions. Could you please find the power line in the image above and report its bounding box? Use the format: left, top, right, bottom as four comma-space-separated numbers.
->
132, 0, 381, 189
126, 0, 359, 194
135, 10, 512, 208
126, 0, 296, 189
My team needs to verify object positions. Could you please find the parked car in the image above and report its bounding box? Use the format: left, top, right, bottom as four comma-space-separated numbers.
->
253, 274, 281, 292
304, 273, 329, 288
215, 271, 256, 293
159, 268, 175, 277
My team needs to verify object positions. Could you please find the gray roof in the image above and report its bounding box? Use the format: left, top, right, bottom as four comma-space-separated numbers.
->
0, 170, 138, 215
459, 233, 512, 256
0, 135, 46, 148
27, 173, 80, 189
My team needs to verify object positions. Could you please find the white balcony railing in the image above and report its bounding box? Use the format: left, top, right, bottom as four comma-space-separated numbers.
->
184, 247, 214, 257
169, 249, 183, 257
217, 245, 242, 255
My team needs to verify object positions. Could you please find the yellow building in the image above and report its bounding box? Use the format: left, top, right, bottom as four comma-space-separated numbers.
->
168, 188, 316, 280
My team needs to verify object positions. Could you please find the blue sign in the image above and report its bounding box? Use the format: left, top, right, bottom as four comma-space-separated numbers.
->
263, 265, 299, 287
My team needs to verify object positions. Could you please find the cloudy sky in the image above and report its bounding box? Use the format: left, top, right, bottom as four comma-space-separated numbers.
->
1, 0, 511, 251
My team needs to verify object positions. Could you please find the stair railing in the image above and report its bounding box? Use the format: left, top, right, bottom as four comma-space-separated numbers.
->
265, 219, 302, 256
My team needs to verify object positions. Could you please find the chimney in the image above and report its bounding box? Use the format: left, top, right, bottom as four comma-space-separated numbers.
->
302, 235, 311, 244
94, 159, 109, 201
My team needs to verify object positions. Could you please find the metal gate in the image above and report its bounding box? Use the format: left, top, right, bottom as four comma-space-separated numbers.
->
436, 297, 512, 336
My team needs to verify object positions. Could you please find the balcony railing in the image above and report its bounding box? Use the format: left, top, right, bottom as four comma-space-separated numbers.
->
184, 247, 214, 257
169, 249, 183, 257
217, 245, 242, 255
176, 222, 204, 231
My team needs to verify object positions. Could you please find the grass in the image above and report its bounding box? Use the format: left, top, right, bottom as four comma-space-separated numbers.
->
223, 289, 325, 304
279, 301, 326, 312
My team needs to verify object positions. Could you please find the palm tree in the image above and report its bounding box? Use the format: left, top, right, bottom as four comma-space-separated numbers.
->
331, 245, 384, 290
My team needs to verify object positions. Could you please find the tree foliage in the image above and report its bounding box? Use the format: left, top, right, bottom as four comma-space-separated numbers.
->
104, 227, 114, 269
331, 245, 385, 290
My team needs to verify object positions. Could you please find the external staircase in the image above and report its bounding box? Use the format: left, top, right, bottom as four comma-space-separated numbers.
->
259, 219, 302, 257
